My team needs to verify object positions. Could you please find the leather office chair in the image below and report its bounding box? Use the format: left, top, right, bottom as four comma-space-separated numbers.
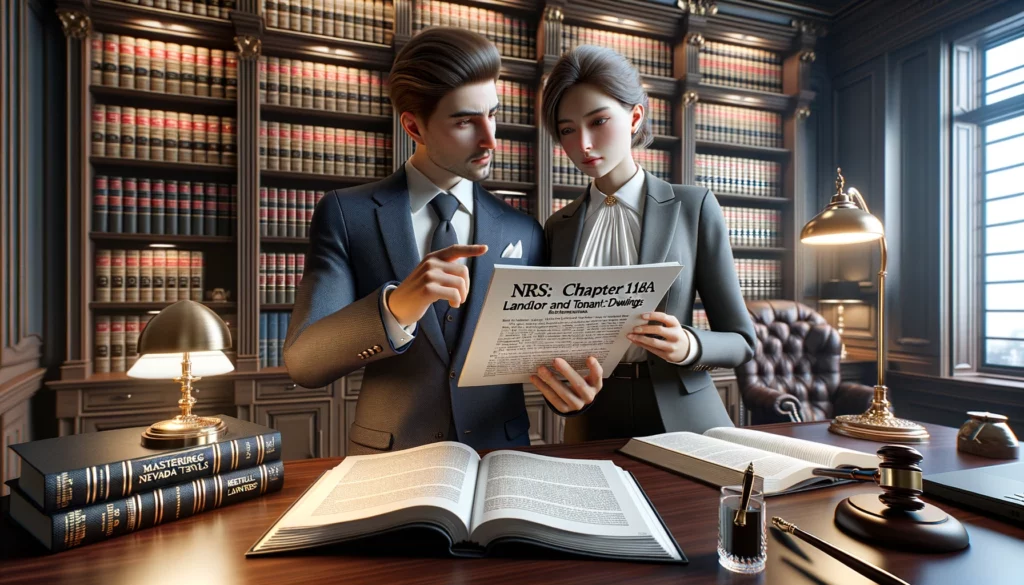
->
735, 300, 875, 425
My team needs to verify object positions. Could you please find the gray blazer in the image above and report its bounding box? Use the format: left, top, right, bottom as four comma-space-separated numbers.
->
544, 171, 756, 432
284, 168, 546, 455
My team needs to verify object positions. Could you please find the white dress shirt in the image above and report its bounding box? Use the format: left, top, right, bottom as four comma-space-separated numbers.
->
576, 166, 699, 365
381, 161, 476, 348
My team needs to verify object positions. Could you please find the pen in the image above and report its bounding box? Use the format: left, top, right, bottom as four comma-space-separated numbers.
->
772, 517, 910, 585
733, 462, 755, 526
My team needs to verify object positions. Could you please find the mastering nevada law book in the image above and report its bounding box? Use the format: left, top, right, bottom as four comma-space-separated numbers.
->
10, 415, 280, 514
248, 441, 684, 563
9, 460, 285, 552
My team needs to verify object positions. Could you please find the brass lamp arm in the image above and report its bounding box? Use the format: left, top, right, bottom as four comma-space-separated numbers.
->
846, 186, 871, 214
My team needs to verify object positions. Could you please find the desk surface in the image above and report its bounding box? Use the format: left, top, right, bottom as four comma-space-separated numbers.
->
2, 422, 1022, 584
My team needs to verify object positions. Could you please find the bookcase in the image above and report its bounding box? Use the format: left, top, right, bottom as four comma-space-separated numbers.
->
50, 0, 823, 453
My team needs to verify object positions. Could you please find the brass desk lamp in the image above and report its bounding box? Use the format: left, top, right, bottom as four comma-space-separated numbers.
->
801, 169, 929, 443
127, 300, 235, 448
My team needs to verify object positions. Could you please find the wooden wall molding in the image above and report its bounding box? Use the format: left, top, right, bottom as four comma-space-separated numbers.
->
882, 37, 941, 375
0, 367, 45, 414
829, 0, 1010, 74
826, 57, 885, 352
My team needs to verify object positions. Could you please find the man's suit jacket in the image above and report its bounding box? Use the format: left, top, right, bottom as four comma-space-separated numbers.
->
284, 167, 545, 455
544, 170, 756, 432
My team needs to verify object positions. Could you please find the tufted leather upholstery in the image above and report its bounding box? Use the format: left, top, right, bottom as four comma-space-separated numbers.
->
735, 300, 874, 425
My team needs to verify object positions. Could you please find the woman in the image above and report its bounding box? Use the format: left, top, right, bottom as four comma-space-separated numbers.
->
532, 45, 756, 442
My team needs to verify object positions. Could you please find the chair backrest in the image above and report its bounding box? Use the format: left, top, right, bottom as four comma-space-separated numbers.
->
736, 300, 843, 423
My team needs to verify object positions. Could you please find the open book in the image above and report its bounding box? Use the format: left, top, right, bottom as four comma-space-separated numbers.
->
247, 441, 684, 563
619, 427, 878, 496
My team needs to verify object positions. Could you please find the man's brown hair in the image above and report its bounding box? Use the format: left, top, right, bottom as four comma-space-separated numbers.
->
388, 28, 501, 122
541, 45, 652, 148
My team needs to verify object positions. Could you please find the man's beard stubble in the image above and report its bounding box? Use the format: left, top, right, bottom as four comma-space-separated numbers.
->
427, 150, 492, 182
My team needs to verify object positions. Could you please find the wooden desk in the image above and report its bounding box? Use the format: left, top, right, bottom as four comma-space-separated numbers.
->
2, 422, 1022, 584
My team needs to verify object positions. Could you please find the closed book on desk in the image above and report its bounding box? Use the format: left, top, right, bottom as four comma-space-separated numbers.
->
619, 427, 877, 495
10, 415, 281, 514
247, 441, 685, 563
9, 460, 285, 553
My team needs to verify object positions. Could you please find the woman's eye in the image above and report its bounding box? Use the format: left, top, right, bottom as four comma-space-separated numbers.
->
559, 127, 574, 136
593, 118, 609, 126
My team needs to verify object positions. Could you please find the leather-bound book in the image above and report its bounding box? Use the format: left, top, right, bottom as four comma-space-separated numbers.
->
9, 415, 280, 515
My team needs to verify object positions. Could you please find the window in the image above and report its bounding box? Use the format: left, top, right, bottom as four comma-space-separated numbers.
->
953, 18, 1024, 375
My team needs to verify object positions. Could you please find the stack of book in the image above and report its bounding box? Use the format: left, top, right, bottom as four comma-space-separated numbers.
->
7, 416, 284, 553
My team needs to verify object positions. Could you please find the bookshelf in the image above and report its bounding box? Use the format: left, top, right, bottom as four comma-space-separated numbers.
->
54, 0, 823, 449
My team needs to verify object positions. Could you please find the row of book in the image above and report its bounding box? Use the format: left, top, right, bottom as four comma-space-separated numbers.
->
501, 194, 532, 216
96, 249, 206, 303
561, 25, 672, 78
414, 1, 534, 60
692, 308, 709, 331
735, 258, 783, 300
695, 103, 783, 148
93, 176, 236, 236
552, 198, 574, 214
91, 33, 238, 98
552, 146, 589, 187
259, 57, 391, 116
260, 253, 306, 305
105, 0, 236, 19
496, 80, 534, 127
91, 105, 237, 165
265, 0, 394, 45
722, 207, 782, 248
260, 188, 325, 238
699, 41, 783, 94
259, 122, 392, 177
695, 154, 780, 198
9, 416, 282, 552
260, 312, 291, 369
648, 97, 672, 137
490, 140, 534, 184
636, 149, 673, 183
94, 314, 152, 373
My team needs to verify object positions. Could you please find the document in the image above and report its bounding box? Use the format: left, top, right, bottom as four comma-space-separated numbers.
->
459, 263, 684, 387
619, 427, 878, 495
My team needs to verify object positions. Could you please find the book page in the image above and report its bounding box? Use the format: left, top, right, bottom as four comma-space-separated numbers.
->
636, 432, 815, 481
704, 427, 877, 469
459, 263, 683, 386
268, 441, 480, 531
468, 450, 652, 538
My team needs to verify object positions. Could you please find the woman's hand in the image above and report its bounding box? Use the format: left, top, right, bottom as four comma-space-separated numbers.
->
531, 357, 603, 414
627, 312, 691, 363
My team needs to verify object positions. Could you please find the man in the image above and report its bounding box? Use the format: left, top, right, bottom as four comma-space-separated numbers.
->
284, 28, 602, 455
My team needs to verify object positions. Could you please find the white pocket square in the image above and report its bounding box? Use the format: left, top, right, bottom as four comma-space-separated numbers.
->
500, 240, 523, 259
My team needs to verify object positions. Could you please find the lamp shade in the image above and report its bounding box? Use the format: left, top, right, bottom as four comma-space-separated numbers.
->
819, 280, 863, 304
127, 300, 235, 379
137, 299, 232, 354
800, 198, 884, 245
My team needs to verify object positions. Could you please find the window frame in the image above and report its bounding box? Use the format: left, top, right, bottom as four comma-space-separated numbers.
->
952, 15, 1024, 379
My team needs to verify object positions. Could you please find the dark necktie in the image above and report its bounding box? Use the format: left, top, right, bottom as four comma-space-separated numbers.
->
428, 194, 464, 348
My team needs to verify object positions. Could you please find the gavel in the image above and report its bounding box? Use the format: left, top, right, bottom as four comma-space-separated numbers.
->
812, 445, 925, 512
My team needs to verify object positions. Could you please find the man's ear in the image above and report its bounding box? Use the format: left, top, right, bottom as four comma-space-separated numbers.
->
630, 103, 645, 135
400, 111, 427, 146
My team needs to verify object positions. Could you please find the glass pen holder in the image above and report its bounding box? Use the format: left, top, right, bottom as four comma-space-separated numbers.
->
718, 486, 766, 574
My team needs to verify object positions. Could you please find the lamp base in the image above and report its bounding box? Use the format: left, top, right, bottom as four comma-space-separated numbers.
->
829, 412, 930, 443
141, 415, 227, 448
835, 494, 969, 552
828, 384, 930, 443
